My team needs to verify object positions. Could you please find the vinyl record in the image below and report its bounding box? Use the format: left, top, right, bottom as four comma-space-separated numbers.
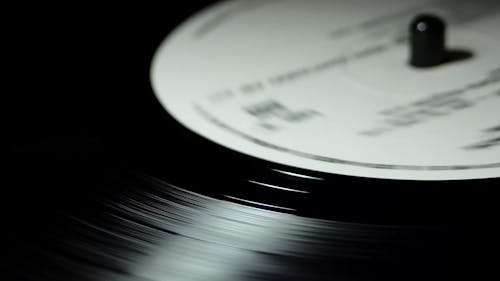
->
148, 0, 500, 223
9, 0, 500, 280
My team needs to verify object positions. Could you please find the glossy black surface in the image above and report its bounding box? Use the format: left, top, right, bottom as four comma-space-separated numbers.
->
7, 2, 500, 280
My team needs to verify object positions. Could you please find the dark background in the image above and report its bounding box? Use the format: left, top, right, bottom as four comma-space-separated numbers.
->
7, 1, 220, 214
8, 2, 216, 148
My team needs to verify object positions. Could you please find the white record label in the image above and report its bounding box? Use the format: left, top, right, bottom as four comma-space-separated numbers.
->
151, 0, 500, 181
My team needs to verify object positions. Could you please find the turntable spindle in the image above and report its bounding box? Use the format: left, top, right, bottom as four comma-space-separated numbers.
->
410, 14, 446, 68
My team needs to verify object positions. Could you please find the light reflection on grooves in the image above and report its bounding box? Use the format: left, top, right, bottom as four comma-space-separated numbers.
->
271, 169, 325, 181
17, 171, 454, 281
224, 195, 298, 212
247, 180, 310, 194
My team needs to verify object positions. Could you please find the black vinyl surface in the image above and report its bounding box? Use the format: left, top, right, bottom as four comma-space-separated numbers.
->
6, 2, 500, 280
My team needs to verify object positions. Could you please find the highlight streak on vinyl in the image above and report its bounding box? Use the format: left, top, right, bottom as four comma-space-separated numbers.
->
18, 172, 452, 281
